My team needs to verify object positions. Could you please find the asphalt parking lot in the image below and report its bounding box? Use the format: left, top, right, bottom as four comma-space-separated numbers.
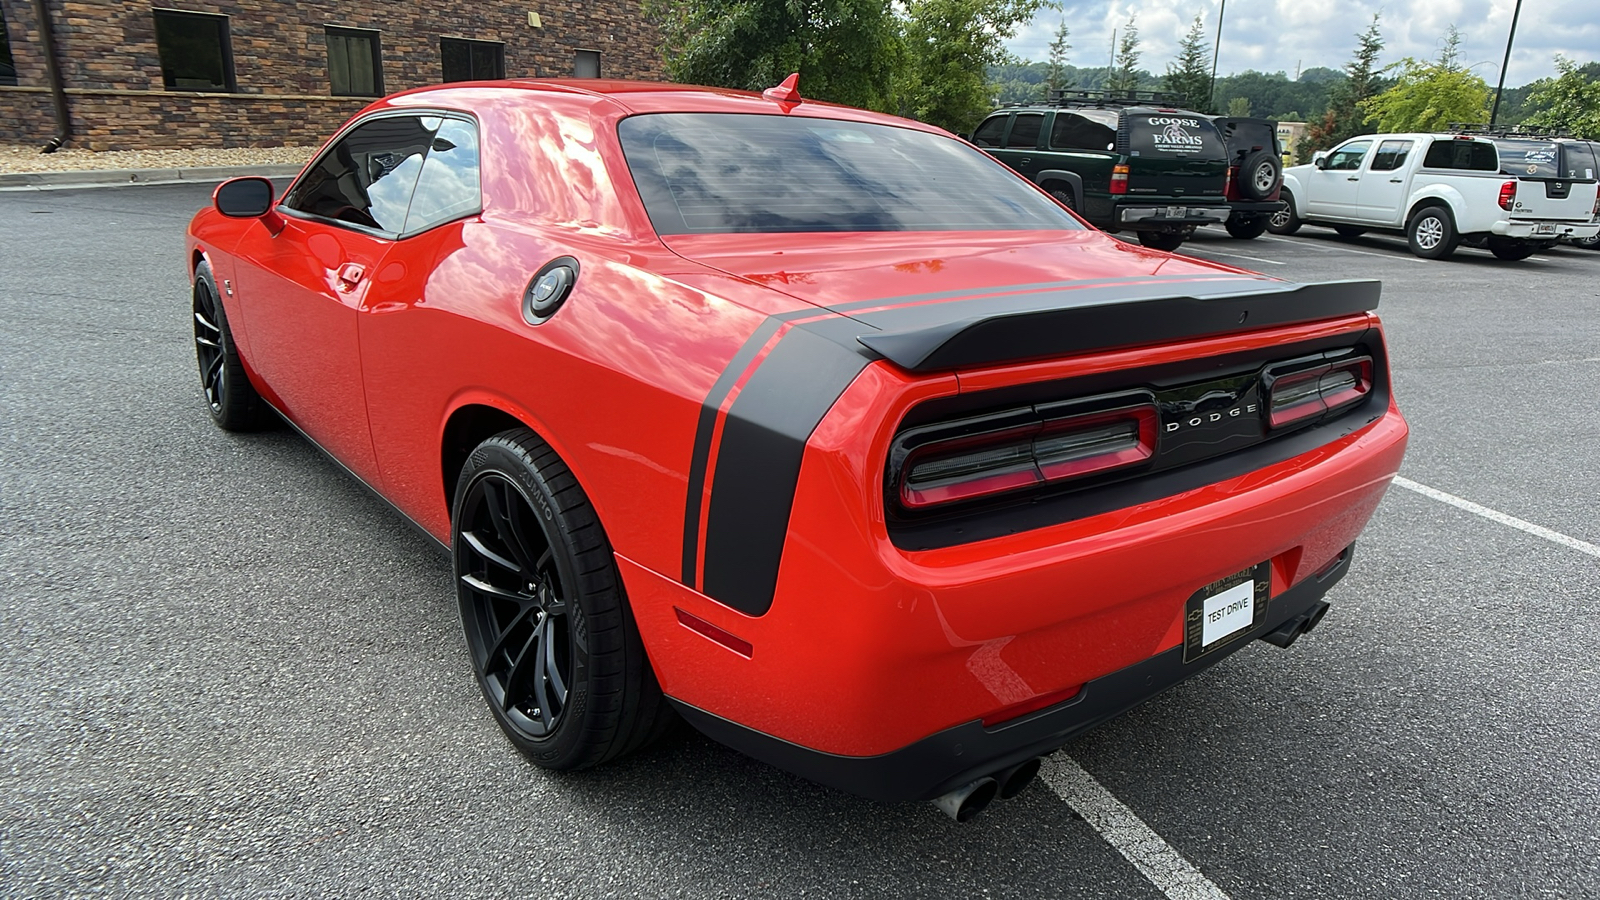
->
2, 184, 1597, 898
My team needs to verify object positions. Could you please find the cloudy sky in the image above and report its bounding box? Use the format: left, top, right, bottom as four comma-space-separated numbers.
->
1005, 0, 1599, 86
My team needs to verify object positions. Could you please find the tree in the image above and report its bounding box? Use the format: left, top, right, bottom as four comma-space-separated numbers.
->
1300, 13, 1384, 161
1521, 56, 1600, 139
895, 0, 1054, 133
1105, 15, 1142, 95
646, 0, 900, 112
1359, 25, 1489, 134
1040, 19, 1072, 100
1227, 96, 1251, 117
1163, 14, 1213, 112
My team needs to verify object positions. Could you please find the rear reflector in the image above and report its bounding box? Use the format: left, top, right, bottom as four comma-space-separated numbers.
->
1263, 354, 1373, 429
674, 607, 753, 657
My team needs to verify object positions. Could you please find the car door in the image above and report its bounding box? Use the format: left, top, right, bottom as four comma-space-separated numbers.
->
1356, 138, 1415, 225
997, 112, 1047, 182
1303, 139, 1372, 220
231, 113, 435, 488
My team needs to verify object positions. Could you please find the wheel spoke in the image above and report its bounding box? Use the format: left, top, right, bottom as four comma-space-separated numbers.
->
538, 579, 568, 616
204, 354, 223, 394
195, 334, 220, 350
542, 616, 568, 707
483, 480, 541, 575
460, 572, 531, 604
194, 310, 220, 335
460, 529, 520, 576
531, 618, 554, 728
485, 603, 536, 664
500, 626, 541, 713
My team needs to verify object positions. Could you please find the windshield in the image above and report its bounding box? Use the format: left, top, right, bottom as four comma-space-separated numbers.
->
1495, 140, 1562, 178
1125, 114, 1226, 159
618, 113, 1084, 235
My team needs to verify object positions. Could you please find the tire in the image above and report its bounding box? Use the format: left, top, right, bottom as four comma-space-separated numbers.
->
1224, 214, 1269, 239
1574, 232, 1600, 250
1237, 150, 1281, 202
1046, 185, 1078, 212
1136, 230, 1187, 252
1267, 192, 1301, 235
1333, 225, 1367, 238
192, 259, 270, 431
453, 428, 675, 770
1406, 205, 1460, 259
1487, 237, 1536, 261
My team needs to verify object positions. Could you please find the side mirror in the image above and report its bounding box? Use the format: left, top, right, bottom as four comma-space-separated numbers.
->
213, 176, 285, 234
1312, 151, 1330, 169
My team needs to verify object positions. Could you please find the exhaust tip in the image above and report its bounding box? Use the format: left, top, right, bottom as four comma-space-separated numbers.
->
932, 777, 998, 823
997, 757, 1043, 800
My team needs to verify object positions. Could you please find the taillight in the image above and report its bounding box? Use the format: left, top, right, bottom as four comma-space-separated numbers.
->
1499, 180, 1517, 211
1224, 165, 1238, 200
1263, 354, 1373, 429
895, 395, 1157, 509
1592, 194, 1599, 219
1111, 164, 1130, 195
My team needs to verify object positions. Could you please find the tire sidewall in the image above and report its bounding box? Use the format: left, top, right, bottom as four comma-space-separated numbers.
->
1239, 151, 1281, 202
1266, 191, 1300, 234
1407, 206, 1457, 259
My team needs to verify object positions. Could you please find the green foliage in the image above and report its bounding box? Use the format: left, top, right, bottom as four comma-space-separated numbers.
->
645, 0, 900, 111
1301, 13, 1385, 161
1162, 14, 1214, 113
1105, 16, 1142, 95
1040, 19, 1072, 100
1226, 96, 1251, 117
895, 0, 1055, 132
1359, 57, 1490, 134
1520, 56, 1600, 139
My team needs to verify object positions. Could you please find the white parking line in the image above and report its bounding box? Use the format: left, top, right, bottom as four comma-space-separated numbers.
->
1042, 756, 1233, 900
1181, 249, 1285, 266
1258, 235, 1424, 263
1392, 476, 1600, 560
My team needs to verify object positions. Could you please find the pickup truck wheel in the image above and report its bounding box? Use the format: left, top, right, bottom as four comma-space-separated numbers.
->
1574, 232, 1600, 249
1487, 238, 1537, 261
1333, 225, 1367, 238
1266, 195, 1301, 235
1406, 206, 1460, 259
1047, 186, 1078, 212
1224, 214, 1269, 239
1136, 231, 1187, 252
1238, 150, 1282, 201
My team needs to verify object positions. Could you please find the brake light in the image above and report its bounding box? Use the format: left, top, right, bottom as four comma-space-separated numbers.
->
1111, 164, 1130, 195
1224, 166, 1238, 200
1499, 180, 1517, 211
1263, 355, 1373, 429
1592, 194, 1599, 219
896, 397, 1157, 509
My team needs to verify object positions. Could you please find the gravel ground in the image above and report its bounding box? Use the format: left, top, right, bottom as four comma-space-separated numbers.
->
0, 144, 314, 175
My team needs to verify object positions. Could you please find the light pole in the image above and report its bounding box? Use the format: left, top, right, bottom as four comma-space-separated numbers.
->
1490, 0, 1524, 126
1209, 0, 1227, 111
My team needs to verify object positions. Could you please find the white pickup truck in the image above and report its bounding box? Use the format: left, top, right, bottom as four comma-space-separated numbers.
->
1269, 132, 1600, 260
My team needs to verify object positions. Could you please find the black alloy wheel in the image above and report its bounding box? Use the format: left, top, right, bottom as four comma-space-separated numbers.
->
453, 429, 675, 770
192, 260, 268, 431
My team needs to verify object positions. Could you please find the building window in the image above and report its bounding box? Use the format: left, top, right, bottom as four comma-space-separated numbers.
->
152, 9, 235, 92
326, 27, 382, 97
0, 5, 18, 86
440, 38, 504, 83
574, 50, 600, 79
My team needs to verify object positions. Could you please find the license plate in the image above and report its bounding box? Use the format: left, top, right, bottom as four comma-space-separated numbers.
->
1167, 206, 1186, 217
1183, 563, 1271, 662
1534, 223, 1556, 235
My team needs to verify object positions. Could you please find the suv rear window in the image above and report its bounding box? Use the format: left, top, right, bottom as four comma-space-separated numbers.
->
1422, 139, 1499, 171
1495, 140, 1562, 178
618, 113, 1084, 235
1215, 120, 1278, 156
1125, 114, 1225, 159
1560, 142, 1598, 181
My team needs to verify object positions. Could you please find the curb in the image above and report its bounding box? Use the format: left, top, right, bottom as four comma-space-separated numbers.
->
0, 163, 305, 192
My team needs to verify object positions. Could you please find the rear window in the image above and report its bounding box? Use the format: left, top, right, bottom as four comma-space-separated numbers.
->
1422, 138, 1499, 171
1560, 142, 1598, 181
1495, 140, 1562, 178
1216, 120, 1278, 155
1125, 114, 1225, 159
618, 113, 1084, 235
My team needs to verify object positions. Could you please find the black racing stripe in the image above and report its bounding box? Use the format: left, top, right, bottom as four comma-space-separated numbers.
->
700, 317, 876, 616
680, 315, 789, 587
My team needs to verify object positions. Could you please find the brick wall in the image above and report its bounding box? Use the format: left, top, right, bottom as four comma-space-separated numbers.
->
0, 0, 664, 150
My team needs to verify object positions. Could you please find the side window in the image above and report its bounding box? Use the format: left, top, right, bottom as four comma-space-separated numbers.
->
970, 115, 1008, 148
404, 118, 482, 234
1326, 141, 1371, 171
441, 37, 505, 82
1422, 139, 1499, 171
1049, 113, 1116, 151
1005, 113, 1044, 149
283, 115, 435, 233
1370, 140, 1413, 172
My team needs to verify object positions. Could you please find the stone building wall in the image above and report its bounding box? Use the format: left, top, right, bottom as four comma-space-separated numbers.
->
0, 0, 664, 150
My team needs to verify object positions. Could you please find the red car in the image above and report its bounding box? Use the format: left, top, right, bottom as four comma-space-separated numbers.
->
187, 78, 1408, 822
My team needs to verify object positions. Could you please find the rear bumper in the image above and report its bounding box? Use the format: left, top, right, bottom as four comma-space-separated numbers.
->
672, 546, 1353, 802
1117, 204, 1231, 228
1492, 219, 1600, 239
1226, 199, 1289, 216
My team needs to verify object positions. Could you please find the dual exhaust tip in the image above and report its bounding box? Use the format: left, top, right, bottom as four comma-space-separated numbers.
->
931, 756, 1043, 822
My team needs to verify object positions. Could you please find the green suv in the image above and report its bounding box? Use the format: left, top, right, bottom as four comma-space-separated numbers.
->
971, 93, 1230, 251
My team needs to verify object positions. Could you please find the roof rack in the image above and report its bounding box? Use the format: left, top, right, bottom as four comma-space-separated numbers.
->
1448, 123, 1577, 140
1042, 88, 1190, 109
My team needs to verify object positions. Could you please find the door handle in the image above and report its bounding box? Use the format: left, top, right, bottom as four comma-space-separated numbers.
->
1389, 178, 1403, 183
1019, 157, 1031, 164
336, 262, 366, 291
1346, 176, 1360, 181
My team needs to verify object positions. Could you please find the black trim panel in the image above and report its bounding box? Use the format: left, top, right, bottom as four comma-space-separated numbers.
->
671, 545, 1354, 803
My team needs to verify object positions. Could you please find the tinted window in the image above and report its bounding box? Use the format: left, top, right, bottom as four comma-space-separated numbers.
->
326, 27, 382, 97
1049, 112, 1116, 151
1325, 141, 1371, 170
404, 118, 482, 234
441, 38, 504, 82
1126, 114, 1226, 159
1370, 140, 1413, 172
283, 115, 433, 233
619, 113, 1083, 235
152, 10, 234, 92
971, 115, 1008, 148
1495, 140, 1562, 178
1005, 114, 1044, 149
1422, 139, 1499, 171
1562, 143, 1598, 181
1217, 120, 1278, 156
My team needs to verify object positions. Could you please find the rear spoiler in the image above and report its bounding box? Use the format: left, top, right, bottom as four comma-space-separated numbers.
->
855, 278, 1382, 372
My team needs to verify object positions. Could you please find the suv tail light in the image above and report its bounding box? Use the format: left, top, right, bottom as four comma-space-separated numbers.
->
1111, 164, 1130, 195
1224, 166, 1238, 200
895, 395, 1157, 509
1499, 180, 1517, 211
1263, 354, 1373, 429
1591, 194, 1599, 219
